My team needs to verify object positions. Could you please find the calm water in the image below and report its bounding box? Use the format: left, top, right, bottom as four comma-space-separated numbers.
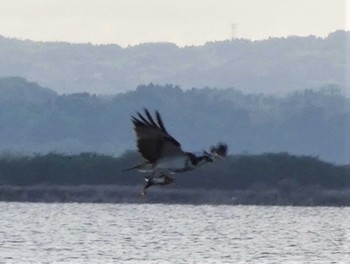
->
0, 203, 349, 263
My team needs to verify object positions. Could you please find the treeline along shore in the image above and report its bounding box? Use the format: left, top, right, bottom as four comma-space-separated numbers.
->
0, 151, 349, 206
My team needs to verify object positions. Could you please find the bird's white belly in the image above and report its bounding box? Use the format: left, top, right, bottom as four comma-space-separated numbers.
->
155, 156, 186, 171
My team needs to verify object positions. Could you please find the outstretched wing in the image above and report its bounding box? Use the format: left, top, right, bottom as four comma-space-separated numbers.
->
132, 109, 184, 163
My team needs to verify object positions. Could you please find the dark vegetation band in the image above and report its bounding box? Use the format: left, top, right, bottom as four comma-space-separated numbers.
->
0, 151, 348, 190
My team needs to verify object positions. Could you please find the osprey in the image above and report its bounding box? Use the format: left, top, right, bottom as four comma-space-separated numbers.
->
129, 109, 228, 195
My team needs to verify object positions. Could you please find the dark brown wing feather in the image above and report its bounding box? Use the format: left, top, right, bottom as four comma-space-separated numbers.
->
132, 109, 183, 163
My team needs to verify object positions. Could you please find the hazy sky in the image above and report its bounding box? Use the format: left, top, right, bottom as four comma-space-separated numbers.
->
0, 0, 348, 47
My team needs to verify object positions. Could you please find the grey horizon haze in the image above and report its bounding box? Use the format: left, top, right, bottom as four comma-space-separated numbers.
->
0, 0, 348, 47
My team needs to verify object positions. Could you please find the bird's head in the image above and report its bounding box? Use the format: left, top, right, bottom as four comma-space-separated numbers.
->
209, 143, 228, 159
185, 152, 213, 167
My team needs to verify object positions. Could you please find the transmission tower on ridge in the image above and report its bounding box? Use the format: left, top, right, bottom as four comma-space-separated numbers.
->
231, 23, 237, 40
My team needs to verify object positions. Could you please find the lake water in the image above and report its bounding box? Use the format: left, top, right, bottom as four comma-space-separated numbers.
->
0, 203, 349, 263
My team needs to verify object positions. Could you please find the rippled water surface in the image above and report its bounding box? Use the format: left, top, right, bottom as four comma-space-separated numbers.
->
1, 203, 349, 263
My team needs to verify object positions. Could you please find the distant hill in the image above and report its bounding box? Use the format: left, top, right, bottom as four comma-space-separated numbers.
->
0, 31, 348, 94
0, 77, 349, 163
0, 76, 57, 104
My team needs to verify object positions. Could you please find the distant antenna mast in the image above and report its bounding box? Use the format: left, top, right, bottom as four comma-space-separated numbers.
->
231, 23, 237, 40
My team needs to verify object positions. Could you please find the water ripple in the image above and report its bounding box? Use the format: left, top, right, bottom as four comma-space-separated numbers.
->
0, 203, 349, 263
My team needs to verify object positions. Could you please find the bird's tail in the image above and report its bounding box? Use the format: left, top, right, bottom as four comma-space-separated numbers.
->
122, 165, 139, 172
122, 162, 152, 172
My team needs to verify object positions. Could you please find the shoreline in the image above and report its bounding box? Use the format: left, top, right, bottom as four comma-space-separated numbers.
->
1, 185, 349, 206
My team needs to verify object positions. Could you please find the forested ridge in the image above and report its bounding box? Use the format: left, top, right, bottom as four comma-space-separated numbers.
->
0, 31, 348, 94
1, 152, 348, 190
0, 77, 349, 163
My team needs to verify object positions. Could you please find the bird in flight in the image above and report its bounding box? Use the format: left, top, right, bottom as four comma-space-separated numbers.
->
128, 109, 228, 195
